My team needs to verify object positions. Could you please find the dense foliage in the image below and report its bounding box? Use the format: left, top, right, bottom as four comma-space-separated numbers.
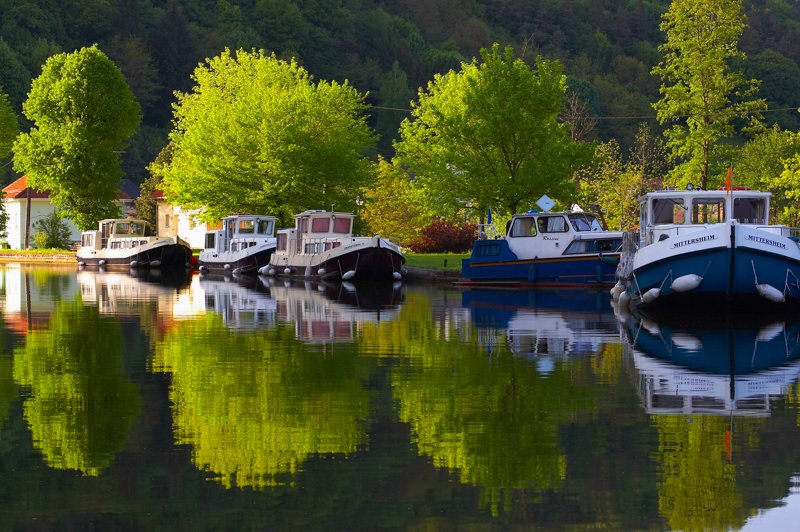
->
406, 220, 477, 253
3, 0, 800, 188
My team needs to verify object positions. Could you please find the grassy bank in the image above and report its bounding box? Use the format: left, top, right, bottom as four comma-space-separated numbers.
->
404, 253, 468, 271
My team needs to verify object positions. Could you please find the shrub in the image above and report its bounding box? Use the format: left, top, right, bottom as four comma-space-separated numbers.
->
406, 220, 476, 253
32, 211, 72, 249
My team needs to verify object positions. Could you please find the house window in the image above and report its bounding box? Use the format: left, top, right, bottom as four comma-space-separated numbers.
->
165, 214, 171, 228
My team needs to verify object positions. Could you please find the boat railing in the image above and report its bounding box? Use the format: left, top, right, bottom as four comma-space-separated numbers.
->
476, 223, 501, 240
294, 237, 347, 255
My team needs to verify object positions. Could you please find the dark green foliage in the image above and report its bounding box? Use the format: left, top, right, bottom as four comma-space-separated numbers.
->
0, 0, 798, 165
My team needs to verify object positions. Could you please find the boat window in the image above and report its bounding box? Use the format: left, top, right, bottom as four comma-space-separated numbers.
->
651, 197, 685, 224
510, 217, 536, 237
537, 216, 568, 233
298, 218, 308, 233
333, 217, 351, 234
129, 221, 146, 236
733, 197, 766, 224
691, 199, 725, 224
475, 243, 501, 257
81, 234, 94, 247
257, 219, 274, 235
238, 220, 255, 234
205, 233, 215, 249
563, 238, 621, 254
277, 233, 287, 251
311, 217, 330, 233
569, 214, 602, 232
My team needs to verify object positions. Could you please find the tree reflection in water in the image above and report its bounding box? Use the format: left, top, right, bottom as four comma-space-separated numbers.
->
152, 313, 374, 489
13, 300, 141, 476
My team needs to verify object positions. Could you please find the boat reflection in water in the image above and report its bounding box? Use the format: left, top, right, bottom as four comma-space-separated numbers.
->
261, 278, 402, 343
619, 310, 800, 416
462, 287, 618, 366
77, 268, 194, 319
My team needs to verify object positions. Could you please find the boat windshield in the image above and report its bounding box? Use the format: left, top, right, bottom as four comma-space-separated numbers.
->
113, 220, 151, 237
568, 213, 603, 232
733, 197, 767, 224
651, 197, 686, 224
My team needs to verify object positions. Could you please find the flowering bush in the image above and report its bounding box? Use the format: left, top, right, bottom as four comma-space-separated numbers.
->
406, 220, 476, 253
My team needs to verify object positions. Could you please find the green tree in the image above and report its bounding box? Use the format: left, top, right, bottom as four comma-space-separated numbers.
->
734, 125, 800, 225
152, 48, 376, 222
12, 45, 140, 230
32, 210, 72, 249
395, 44, 591, 218
360, 158, 433, 245
652, 0, 765, 189
0, 86, 17, 160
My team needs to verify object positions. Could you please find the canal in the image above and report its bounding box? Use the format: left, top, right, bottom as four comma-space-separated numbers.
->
0, 264, 798, 530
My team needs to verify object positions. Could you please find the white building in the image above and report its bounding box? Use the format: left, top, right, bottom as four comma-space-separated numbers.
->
2, 176, 139, 250
151, 188, 209, 249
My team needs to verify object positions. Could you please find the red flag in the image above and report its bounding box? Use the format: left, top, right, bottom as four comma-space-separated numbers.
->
725, 166, 733, 193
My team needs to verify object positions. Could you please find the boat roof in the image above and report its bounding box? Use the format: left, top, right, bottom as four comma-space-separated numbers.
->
639, 188, 771, 202
514, 210, 600, 217
294, 210, 354, 217
222, 213, 277, 220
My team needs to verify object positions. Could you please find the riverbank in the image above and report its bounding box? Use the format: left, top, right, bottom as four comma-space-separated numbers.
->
0, 251, 77, 263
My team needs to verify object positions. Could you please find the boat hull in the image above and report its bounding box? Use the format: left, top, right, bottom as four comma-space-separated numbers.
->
77, 240, 192, 271
621, 224, 800, 310
199, 247, 275, 275
269, 244, 405, 282
460, 240, 620, 286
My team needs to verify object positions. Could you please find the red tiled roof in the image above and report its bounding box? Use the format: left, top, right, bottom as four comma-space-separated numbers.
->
2, 176, 51, 200
151, 188, 165, 200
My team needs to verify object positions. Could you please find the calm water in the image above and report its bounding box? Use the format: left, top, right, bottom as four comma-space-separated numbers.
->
1, 264, 799, 530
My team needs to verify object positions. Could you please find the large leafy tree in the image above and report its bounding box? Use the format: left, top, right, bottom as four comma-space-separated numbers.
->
0, 86, 17, 160
12, 45, 141, 230
152, 48, 376, 222
652, 0, 765, 189
395, 44, 591, 218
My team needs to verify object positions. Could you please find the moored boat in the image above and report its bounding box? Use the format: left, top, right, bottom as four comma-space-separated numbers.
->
198, 214, 277, 275
459, 209, 623, 286
77, 218, 192, 270
263, 210, 405, 282
614, 186, 800, 311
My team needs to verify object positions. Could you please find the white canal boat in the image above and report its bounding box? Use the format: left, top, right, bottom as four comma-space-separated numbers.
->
263, 210, 405, 282
77, 218, 192, 271
198, 214, 277, 275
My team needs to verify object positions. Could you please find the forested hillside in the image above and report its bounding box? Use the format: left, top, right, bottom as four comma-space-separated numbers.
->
2, 0, 800, 185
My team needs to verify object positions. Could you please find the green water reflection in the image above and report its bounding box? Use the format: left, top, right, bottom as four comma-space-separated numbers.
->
13, 298, 140, 476
0, 265, 798, 529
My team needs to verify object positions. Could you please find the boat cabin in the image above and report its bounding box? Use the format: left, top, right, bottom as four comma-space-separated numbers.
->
80, 219, 156, 251
638, 189, 774, 246
504, 211, 619, 260
275, 211, 354, 256
204, 215, 276, 254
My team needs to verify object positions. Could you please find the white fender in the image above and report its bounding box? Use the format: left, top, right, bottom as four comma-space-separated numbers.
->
224, 263, 231, 270
756, 322, 784, 342
268, 268, 276, 276
98, 259, 106, 266
610, 281, 624, 300
641, 318, 661, 337
671, 332, 703, 352
642, 288, 661, 304
130, 260, 138, 267
284, 268, 292, 275
393, 271, 402, 280
258, 265, 269, 275
318, 268, 326, 276
342, 270, 357, 281
150, 260, 161, 268
756, 283, 785, 303
618, 290, 631, 310
671, 274, 702, 292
